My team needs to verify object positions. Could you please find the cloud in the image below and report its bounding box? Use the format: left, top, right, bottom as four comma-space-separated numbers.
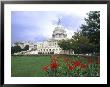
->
11, 11, 87, 43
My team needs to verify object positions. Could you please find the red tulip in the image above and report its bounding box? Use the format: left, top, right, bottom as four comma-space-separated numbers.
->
74, 61, 81, 67
69, 65, 75, 70
50, 62, 58, 70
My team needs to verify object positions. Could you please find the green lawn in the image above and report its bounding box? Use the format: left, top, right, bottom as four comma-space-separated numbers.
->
11, 55, 51, 77
11, 55, 100, 77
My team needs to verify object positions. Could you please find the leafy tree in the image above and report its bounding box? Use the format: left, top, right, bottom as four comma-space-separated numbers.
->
23, 45, 29, 51
11, 46, 15, 54
58, 39, 73, 54
11, 46, 22, 54
71, 32, 91, 54
58, 32, 92, 54
80, 11, 100, 53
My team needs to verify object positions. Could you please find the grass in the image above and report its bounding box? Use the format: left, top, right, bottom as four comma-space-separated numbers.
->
11, 55, 51, 77
11, 55, 100, 77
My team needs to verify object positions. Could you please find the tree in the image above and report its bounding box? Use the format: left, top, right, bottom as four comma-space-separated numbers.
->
71, 32, 91, 54
58, 31, 92, 54
58, 39, 73, 54
11, 46, 15, 54
23, 45, 29, 51
11, 46, 22, 54
80, 11, 100, 53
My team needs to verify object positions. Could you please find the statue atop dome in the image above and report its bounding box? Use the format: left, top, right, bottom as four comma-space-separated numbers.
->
57, 18, 61, 25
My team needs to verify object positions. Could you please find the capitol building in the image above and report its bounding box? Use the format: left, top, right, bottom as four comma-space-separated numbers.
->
12, 19, 74, 55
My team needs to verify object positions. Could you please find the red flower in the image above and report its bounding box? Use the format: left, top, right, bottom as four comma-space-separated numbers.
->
69, 65, 75, 70
42, 65, 49, 71
74, 61, 81, 67
50, 62, 58, 70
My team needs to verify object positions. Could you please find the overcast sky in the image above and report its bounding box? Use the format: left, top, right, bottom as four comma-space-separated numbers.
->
11, 11, 89, 43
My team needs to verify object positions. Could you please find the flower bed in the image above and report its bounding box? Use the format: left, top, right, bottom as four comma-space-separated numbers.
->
42, 54, 100, 77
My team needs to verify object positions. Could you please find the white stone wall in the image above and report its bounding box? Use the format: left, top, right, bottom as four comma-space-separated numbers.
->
33, 40, 61, 54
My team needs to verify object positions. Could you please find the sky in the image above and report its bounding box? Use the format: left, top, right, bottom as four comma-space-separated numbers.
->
11, 11, 89, 43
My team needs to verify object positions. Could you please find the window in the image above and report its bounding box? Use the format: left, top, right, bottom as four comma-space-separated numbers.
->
49, 49, 51, 51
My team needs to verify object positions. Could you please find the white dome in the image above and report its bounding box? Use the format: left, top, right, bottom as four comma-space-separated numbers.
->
52, 24, 67, 40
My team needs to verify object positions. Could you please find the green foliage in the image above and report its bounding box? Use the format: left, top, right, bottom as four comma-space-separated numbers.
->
80, 11, 100, 53
11, 46, 22, 54
58, 39, 73, 54
11, 45, 29, 54
71, 32, 91, 54
22, 45, 29, 51
58, 39, 71, 50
